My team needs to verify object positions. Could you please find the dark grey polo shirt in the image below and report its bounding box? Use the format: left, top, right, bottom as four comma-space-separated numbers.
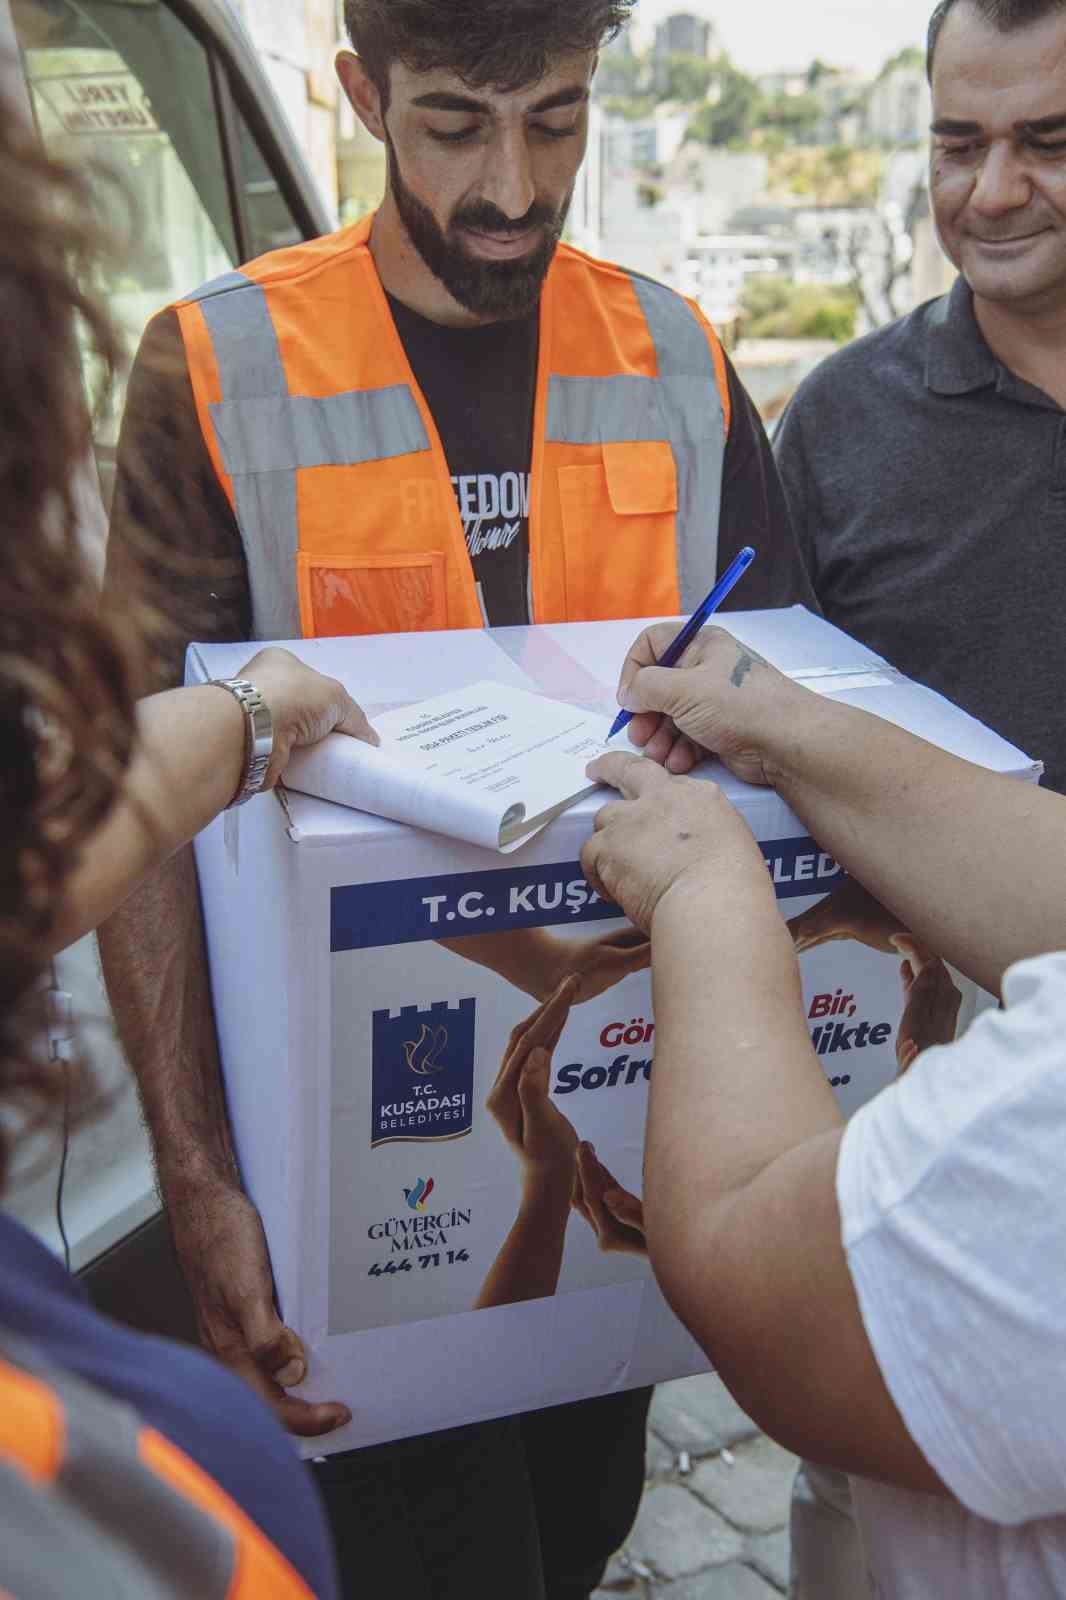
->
775, 277, 1066, 792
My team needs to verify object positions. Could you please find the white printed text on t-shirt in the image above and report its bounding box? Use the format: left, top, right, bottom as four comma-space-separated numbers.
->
451, 472, 531, 558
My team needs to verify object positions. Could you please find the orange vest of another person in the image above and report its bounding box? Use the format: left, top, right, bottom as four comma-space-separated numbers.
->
174, 215, 732, 641
0, 1343, 315, 1599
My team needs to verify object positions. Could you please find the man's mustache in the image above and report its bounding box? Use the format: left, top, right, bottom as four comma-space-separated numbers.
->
451, 199, 558, 237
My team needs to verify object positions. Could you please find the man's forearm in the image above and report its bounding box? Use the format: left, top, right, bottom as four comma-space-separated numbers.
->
97, 844, 239, 1198
762, 690, 1066, 994
98, 842, 354, 1433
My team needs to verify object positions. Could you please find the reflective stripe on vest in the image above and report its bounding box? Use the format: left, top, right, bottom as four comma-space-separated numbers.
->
0, 1344, 314, 1600
178, 230, 728, 638
546, 270, 724, 610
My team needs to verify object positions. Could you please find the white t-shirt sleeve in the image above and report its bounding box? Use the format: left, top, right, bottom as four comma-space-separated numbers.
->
837, 951, 1066, 1527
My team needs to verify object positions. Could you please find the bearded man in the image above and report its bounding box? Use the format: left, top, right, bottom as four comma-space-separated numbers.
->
101, 3, 815, 1595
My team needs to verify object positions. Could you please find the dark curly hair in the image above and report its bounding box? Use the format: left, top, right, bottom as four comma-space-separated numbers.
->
927, 0, 1066, 77
0, 87, 136, 1187
345, 0, 635, 104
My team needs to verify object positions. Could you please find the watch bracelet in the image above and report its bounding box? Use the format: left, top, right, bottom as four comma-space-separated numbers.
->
206, 677, 274, 807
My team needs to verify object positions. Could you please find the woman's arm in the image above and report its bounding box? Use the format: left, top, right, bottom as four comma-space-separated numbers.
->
51, 648, 375, 952
610, 624, 1066, 995
579, 611, 1066, 1486
580, 757, 946, 1492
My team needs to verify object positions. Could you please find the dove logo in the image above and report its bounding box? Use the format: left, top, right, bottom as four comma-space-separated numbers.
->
371, 1000, 476, 1148
404, 1178, 435, 1211
404, 1023, 447, 1076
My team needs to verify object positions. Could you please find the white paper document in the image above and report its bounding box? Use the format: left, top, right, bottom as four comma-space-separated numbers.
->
283, 680, 612, 852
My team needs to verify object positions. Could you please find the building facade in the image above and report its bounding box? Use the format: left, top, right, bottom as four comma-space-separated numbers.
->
226, 0, 340, 215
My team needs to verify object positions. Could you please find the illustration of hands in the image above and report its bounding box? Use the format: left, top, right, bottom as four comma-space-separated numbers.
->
475, 978, 581, 1309
437, 923, 649, 1005
485, 976, 581, 1185
552, 925, 651, 1003
893, 935, 963, 1077
571, 1141, 647, 1257
787, 877, 935, 962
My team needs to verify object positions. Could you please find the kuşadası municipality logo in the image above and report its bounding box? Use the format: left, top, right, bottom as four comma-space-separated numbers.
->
371, 999, 476, 1147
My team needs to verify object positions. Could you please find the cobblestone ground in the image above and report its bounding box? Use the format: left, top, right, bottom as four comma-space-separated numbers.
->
594, 1375, 798, 1600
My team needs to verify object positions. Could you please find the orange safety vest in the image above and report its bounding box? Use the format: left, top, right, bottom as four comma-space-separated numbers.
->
174, 216, 731, 642
0, 1343, 315, 1599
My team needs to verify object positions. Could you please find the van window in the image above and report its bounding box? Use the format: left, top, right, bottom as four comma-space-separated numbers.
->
13, 0, 239, 493
234, 106, 304, 258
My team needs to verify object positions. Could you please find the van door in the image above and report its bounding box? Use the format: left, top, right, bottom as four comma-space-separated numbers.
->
2, 0, 327, 1339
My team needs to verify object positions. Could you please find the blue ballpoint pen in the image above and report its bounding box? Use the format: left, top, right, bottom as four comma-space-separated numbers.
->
607, 545, 757, 740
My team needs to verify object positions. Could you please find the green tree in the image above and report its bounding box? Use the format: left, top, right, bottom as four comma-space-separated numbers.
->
878, 44, 925, 77
740, 276, 858, 343
799, 298, 857, 341
661, 51, 714, 104
603, 93, 658, 121
766, 145, 881, 207
760, 91, 823, 140
806, 58, 835, 89
595, 48, 642, 99
687, 61, 761, 146
740, 275, 791, 324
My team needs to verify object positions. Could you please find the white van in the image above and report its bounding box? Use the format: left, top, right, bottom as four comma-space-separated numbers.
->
2, 0, 331, 1339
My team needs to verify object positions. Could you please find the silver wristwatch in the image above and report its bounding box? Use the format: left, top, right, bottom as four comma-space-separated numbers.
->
208, 677, 274, 807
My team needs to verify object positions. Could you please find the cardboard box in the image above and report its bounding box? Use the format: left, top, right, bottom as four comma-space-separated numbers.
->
187, 608, 1040, 1454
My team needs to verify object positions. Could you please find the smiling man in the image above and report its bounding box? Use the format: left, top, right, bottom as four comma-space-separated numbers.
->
99, 3, 817, 1598
925, 0, 1066, 405
772, 2, 1066, 1594
776, 0, 1066, 790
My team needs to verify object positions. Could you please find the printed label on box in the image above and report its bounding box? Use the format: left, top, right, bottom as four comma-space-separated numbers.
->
370, 999, 476, 1147
328, 839, 983, 1337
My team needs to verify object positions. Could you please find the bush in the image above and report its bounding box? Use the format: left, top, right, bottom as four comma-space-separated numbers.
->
740, 276, 858, 343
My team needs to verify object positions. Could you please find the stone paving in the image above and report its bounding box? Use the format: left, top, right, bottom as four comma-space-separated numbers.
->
594, 1374, 798, 1600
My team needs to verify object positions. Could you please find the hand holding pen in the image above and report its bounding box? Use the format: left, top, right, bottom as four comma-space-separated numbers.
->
607, 546, 756, 741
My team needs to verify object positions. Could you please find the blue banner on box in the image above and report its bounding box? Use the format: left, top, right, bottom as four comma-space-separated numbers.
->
330, 840, 844, 953
332, 862, 619, 952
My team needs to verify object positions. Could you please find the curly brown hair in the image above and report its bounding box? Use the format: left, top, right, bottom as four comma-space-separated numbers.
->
0, 87, 136, 1188
344, 0, 636, 105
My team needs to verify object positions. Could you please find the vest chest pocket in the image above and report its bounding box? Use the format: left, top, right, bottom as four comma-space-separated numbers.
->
556, 440, 680, 621
296, 551, 448, 637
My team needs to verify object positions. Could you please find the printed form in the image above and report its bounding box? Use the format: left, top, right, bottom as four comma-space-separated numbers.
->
284, 680, 614, 852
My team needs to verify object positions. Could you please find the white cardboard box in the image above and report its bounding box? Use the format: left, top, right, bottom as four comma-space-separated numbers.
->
187, 607, 1041, 1455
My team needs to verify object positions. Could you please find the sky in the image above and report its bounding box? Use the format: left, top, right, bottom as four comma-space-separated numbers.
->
629, 0, 935, 78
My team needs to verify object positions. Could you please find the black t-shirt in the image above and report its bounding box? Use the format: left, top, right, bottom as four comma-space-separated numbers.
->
387, 293, 537, 627
108, 299, 817, 682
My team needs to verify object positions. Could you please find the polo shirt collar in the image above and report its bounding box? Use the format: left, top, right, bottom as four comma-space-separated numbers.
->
925, 276, 998, 395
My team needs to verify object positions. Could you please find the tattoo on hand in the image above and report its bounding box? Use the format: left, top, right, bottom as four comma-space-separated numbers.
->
730, 648, 764, 687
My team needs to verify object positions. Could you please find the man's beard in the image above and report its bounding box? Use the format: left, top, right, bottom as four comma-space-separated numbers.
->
385, 130, 570, 319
